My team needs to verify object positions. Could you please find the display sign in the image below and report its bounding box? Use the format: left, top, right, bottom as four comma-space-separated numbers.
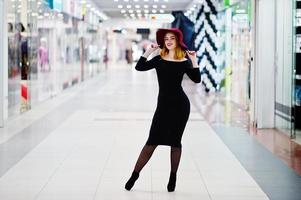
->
44, 0, 62, 12
53, 0, 62, 12
224, 0, 240, 6
43, 0, 51, 8
224, 0, 230, 6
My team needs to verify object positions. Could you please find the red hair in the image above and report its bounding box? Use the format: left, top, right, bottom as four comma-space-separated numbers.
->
160, 32, 186, 60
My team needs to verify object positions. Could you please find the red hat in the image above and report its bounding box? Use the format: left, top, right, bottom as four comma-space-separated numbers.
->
156, 28, 188, 50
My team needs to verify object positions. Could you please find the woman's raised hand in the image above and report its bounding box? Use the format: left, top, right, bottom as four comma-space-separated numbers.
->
186, 50, 199, 68
147, 43, 159, 52
143, 43, 159, 58
186, 50, 197, 60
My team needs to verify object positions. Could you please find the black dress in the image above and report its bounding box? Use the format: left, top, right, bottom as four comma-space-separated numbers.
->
135, 55, 201, 148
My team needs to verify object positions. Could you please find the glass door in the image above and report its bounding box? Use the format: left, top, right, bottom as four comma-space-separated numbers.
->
274, 0, 294, 137
293, 0, 301, 140
7, 0, 29, 116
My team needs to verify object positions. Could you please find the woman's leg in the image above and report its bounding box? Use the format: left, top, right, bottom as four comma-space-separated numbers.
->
125, 145, 157, 190
167, 146, 182, 192
133, 144, 157, 172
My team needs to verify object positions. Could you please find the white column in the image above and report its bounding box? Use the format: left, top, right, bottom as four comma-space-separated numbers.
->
250, 0, 256, 124
0, 0, 8, 127
254, 0, 276, 128
225, 8, 232, 100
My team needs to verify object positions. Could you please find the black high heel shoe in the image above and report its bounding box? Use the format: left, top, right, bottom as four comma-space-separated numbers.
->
167, 172, 177, 192
125, 171, 139, 191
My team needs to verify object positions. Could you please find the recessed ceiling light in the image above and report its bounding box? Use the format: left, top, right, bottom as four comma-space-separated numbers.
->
136, 9, 141, 13
124, 0, 129, 2
144, 9, 149, 13
153, 5, 157, 8
164, 0, 168, 2
161, 5, 166, 8
129, 9, 134, 13
144, 0, 149, 2
160, 10, 164, 13
126, 5, 132, 8
152, 9, 157, 13
118, 5, 123, 8
114, 0, 119, 2
121, 9, 126, 13
135, 5, 140, 8
144, 5, 149, 8
154, 0, 159, 2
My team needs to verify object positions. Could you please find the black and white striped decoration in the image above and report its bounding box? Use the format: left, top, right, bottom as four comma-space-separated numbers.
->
187, 0, 224, 92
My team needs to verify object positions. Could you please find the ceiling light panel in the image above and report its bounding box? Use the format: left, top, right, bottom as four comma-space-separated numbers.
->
97, 0, 191, 19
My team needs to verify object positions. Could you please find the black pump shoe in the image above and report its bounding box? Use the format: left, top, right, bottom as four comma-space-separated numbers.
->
167, 172, 177, 192
125, 171, 139, 191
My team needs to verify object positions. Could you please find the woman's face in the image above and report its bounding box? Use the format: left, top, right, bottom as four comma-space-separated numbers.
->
164, 32, 177, 50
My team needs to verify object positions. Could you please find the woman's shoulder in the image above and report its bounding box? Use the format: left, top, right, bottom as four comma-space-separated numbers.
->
159, 55, 189, 63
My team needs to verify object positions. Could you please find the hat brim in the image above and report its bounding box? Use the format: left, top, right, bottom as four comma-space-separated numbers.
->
156, 28, 188, 50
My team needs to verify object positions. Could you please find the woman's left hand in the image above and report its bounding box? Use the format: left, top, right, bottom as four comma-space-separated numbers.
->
186, 50, 199, 68
186, 50, 197, 61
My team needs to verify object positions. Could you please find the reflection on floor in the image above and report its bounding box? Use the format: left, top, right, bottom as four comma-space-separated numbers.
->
191, 90, 301, 176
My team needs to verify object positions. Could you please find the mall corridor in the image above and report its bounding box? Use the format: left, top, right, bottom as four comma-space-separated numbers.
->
1, 0, 301, 199
0, 63, 271, 199
0, 62, 300, 200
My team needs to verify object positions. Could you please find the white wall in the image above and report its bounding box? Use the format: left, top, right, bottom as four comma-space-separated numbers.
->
250, 0, 256, 124
254, 0, 276, 128
0, 0, 8, 127
0, 0, 3, 126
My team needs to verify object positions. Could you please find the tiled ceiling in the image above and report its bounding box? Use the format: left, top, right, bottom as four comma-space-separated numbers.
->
93, 0, 193, 18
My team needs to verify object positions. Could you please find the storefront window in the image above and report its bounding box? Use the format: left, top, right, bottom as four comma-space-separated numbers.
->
219, 0, 252, 110
7, 0, 107, 118
7, 0, 29, 116
230, 1, 252, 110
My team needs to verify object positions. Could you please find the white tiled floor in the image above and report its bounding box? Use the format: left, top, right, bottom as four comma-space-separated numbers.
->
0, 64, 270, 200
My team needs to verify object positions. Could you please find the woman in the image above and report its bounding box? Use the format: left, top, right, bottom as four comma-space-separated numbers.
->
125, 28, 200, 192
